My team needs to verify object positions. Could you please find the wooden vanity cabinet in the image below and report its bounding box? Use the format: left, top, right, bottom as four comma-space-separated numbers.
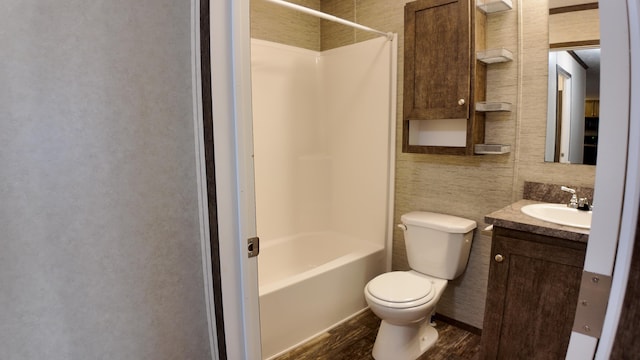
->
403, 0, 486, 155
480, 227, 587, 359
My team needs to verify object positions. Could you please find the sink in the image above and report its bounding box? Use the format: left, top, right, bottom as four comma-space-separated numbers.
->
521, 203, 592, 229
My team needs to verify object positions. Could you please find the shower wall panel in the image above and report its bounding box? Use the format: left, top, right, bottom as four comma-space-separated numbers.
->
251, 38, 393, 249
320, 37, 393, 246
251, 40, 330, 242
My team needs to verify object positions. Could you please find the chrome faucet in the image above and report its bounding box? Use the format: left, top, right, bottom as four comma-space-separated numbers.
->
578, 197, 592, 211
561, 186, 579, 208
561, 186, 592, 211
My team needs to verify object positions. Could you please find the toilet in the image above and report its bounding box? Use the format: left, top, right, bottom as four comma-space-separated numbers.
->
364, 211, 476, 360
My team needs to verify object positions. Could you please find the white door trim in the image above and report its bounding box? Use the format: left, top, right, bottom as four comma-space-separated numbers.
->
209, 0, 262, 358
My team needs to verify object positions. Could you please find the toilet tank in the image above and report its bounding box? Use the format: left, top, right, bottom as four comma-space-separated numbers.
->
400, 211, 477, 280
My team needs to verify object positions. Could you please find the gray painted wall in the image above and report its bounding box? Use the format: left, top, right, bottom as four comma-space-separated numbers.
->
1, 1, 211, 359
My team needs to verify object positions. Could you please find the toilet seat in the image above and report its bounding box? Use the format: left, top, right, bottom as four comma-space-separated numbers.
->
366, 272, 435, 309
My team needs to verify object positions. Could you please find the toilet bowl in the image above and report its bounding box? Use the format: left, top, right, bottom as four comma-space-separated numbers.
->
365, 271, 448, 360
364, 211, 476, 360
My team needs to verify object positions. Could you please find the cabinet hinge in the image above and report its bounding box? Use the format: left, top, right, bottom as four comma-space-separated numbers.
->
572, 271, 612, 338
247, 237, 260, 258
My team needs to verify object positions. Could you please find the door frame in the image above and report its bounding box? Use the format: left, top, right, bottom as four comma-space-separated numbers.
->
207, 0, 640, 359
205, 0, 262, 359
594, 0, 640, 357
566, 1, 640, 358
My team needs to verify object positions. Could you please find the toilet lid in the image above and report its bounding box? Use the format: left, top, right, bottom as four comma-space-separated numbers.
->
368, 272, 434, 304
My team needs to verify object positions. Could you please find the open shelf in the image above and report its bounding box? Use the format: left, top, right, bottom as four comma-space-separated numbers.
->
474, 144, 511, 154
477, 0, 513, 14
475, 101, 512, 112
477, 48, 513, 64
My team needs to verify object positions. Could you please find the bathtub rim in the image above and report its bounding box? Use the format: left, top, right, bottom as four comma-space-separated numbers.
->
258, 231, 384, 296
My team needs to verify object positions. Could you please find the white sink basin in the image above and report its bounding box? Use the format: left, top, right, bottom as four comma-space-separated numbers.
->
521, 203, 592, 229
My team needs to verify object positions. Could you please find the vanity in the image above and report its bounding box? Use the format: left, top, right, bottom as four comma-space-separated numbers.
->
481, 195, 590, 359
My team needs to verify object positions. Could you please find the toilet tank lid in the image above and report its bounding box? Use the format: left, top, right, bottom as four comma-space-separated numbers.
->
401, 211, 477, 233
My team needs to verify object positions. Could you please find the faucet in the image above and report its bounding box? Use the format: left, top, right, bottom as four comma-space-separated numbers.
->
561, 186, 592, 211
578, 198, 593, 211
561, 186, 578, 208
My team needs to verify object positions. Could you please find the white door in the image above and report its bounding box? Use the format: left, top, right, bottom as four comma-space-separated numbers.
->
566, 1, 640, 358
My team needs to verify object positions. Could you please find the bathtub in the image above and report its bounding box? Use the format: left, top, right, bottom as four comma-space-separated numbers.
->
258, 232, 386, 359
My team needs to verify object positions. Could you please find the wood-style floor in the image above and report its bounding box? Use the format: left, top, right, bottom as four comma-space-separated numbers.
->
273, 310, 481, 360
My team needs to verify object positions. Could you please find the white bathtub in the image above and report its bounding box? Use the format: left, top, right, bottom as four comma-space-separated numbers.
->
258, 232, 385, 359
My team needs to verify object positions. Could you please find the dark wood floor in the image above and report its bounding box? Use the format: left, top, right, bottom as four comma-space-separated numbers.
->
273, 310, 481, 360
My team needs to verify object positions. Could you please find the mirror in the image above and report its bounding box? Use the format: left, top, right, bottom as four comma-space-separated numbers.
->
545, 1, 600, 165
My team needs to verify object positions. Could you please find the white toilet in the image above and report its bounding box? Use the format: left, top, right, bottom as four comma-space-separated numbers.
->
364, 211, 476, 360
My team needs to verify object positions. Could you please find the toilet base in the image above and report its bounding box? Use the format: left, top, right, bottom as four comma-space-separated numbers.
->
371, 319, 438, 360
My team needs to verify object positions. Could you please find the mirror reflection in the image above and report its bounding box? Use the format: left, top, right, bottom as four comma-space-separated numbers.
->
545, 2, 600, 165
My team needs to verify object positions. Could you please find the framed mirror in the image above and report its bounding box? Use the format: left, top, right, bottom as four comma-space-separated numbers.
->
545, 1, 600, 165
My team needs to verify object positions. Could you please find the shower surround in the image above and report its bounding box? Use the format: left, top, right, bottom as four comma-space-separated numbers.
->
250, 37, 396, 358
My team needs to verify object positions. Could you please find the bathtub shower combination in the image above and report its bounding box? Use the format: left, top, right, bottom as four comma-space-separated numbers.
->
258, 232, 385, 357
251, 35, 397, 359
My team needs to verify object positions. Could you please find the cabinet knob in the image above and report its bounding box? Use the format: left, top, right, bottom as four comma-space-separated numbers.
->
458, 98, 465, 106
495, 254, 504, 263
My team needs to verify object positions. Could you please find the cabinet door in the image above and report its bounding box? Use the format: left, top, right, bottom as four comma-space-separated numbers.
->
584, 99, 600, 117
404, 0, 471, 121
481, 232, 586, 359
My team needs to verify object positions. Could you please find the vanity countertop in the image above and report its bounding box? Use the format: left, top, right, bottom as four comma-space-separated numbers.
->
485, 199, 590, 243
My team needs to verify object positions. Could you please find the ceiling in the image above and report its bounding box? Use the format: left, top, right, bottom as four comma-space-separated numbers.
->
573, 48, 600, 71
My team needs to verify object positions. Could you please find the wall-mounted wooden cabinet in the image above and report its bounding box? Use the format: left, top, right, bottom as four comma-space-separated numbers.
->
480, 227, 586, 359
404, 0, 471, 121
584, 99, 599, 117
403, 0, 486, 155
